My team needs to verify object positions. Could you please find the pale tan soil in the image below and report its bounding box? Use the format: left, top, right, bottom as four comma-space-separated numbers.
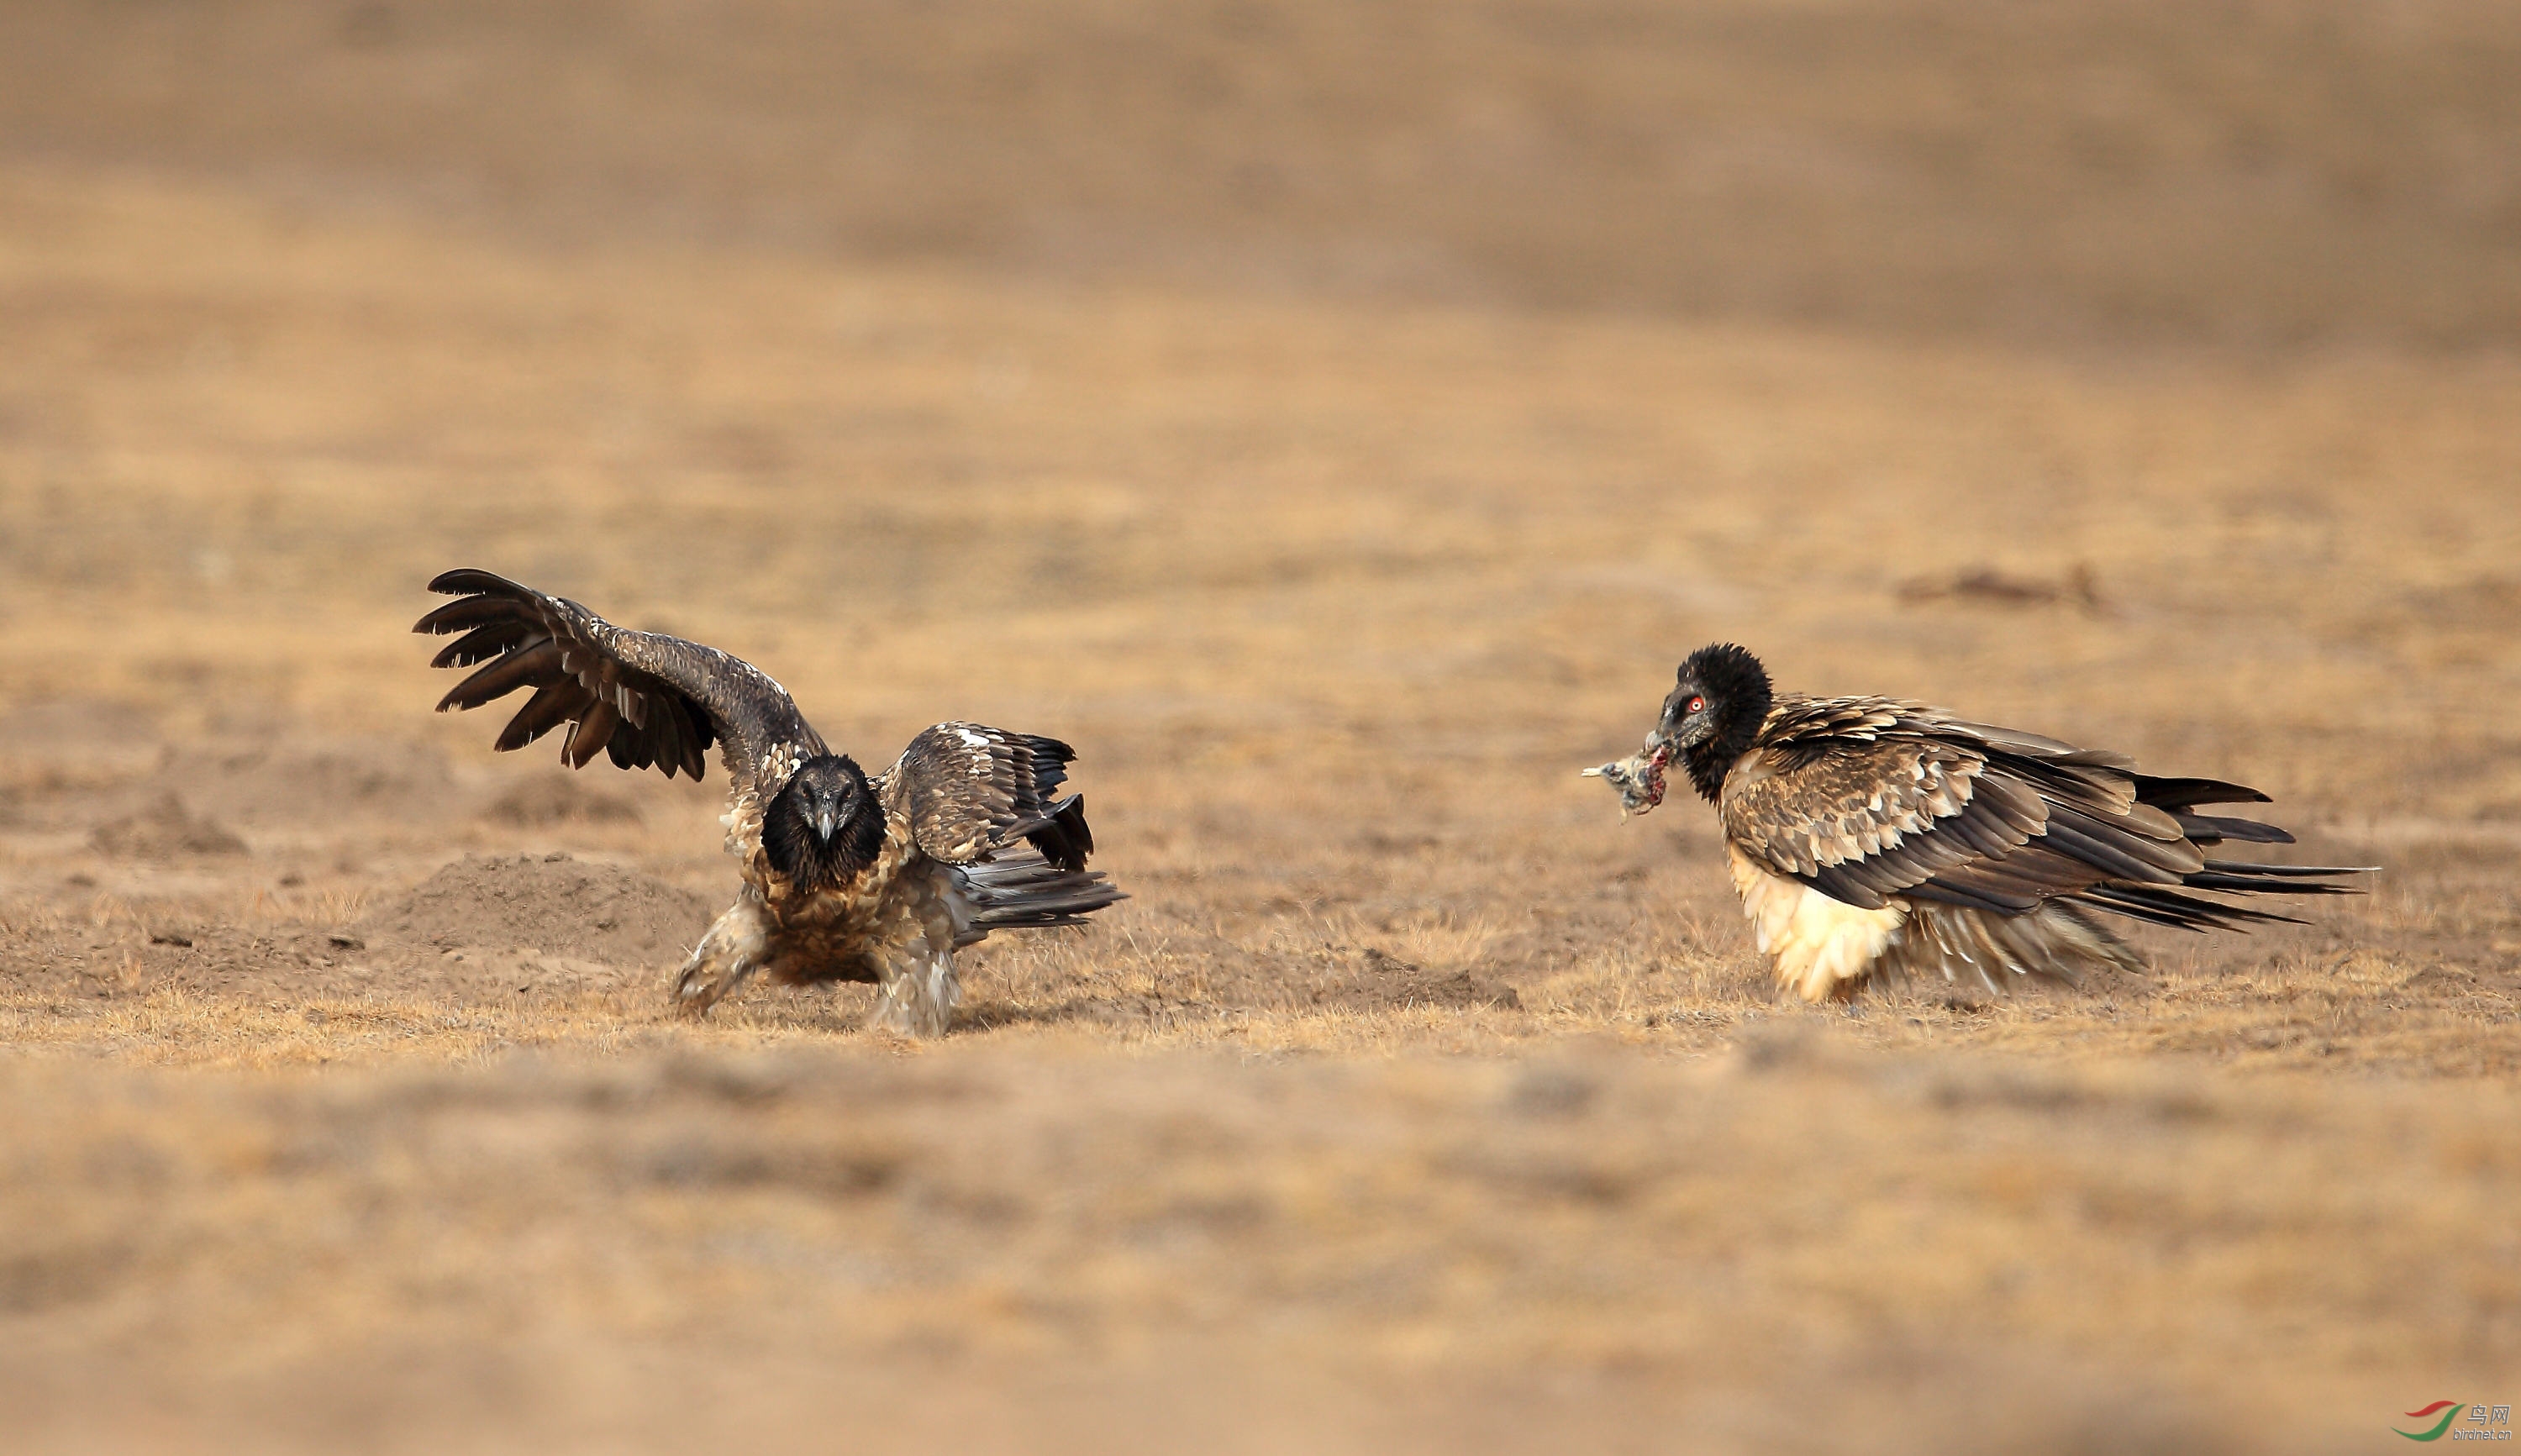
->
3, 4, 2519, 1448
10, 1041, 2516, 1455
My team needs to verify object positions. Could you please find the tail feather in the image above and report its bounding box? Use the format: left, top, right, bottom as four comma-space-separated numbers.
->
2071, 841, 2372, 934
2181, 869, 2366, 896
946, 851, 1124, 948
2198, 858, 2376, 878
2072, 770, 2373, 933
2073, 882, 2308, 932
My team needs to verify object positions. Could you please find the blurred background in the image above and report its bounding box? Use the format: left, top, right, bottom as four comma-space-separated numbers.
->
3, 4, 2519, 1453
8, 0, 2521, 348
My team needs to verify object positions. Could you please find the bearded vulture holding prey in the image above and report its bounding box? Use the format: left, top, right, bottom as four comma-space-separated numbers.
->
1587, 644, 2369, 1001
415, 570, 1120, 1034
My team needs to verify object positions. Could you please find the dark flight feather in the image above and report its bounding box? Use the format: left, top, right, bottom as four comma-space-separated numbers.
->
2173, 812, 2295, 845
438, 639, 565, 712
430, 620, 535, 670
565, 699, 619, 768
495, 681, 587, 751
877, 723, 1092, 870
2130, 775, 2272, 809
415, 569, 808, 785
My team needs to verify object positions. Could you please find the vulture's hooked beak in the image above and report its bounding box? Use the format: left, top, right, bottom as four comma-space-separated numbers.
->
814, 805, 839, 841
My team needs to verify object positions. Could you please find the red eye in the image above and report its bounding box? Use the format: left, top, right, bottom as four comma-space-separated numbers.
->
1686, 696, 1705, 714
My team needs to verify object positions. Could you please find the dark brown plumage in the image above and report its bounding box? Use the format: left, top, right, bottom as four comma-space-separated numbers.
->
1589, 644, 2371, 1000
415, 570, 1122, 1033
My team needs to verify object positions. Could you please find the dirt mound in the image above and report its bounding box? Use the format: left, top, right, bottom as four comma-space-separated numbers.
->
481, 775, 642, 828
361, 853, 714, 965
89, 793, 249, 859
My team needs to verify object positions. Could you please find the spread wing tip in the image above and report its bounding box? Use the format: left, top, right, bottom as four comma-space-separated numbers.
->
424, 567, 530, 597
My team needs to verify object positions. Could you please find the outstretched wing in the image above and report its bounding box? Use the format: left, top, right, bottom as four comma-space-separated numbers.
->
1722, 697, 2346, 929
876, 722, 1094, 870
413, 569, 824, 786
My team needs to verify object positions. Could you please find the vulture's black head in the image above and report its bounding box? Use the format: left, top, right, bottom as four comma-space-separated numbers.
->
763, 754, 886, 890
1654, 643, 1774, 803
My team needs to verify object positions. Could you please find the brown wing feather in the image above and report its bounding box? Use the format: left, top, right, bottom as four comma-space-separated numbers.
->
875, 722, 1092, 870
1724, 695, 2353, 928
414, 569, 823, 790
1721, 736, 2055, 912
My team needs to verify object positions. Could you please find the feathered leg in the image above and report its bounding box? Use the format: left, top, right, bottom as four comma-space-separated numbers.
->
1881, 900, 2145, 997
1728, 848, 1906, 1001
867, 935, 961, 1038
673, 891, 773, 1017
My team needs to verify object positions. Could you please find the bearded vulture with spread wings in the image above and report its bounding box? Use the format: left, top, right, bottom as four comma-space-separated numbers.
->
1587, 644, 2370, 1001
415, 570, 1121, 1034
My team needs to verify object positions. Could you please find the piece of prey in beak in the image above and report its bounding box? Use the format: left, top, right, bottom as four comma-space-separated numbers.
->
1581, 734, 1671, 819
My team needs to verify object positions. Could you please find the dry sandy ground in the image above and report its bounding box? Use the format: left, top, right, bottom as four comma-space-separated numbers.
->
3, 163, 2514, 1453
3, 6, 2520, 1445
